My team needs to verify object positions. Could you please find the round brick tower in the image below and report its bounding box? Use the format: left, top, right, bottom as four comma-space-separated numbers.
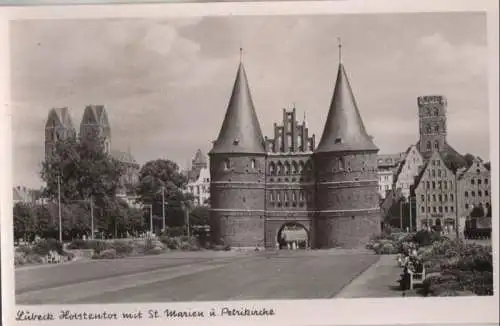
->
209, 58, 267, 248
313, 49, 381, 249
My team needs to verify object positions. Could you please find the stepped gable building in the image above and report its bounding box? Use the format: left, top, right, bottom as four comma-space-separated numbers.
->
393, 145, 425, 199
209, 48, 381, 249
44, 107, 77, 161
457, 156, 491, 231
411, 95, 471, 233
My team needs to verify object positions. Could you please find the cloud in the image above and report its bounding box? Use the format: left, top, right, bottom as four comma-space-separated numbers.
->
416, 33, 487, 82
10, 14, 490, 188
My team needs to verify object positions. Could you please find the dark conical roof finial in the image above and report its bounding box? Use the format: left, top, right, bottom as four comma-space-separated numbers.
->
337, 37, 342, 63
240, 47, 243, 62
210, 58, 266, 155
316, 47, 378, 153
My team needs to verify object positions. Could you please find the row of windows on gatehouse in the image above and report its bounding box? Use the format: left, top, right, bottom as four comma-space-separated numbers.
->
268, 161, 311, 176
268, 190, 309, 208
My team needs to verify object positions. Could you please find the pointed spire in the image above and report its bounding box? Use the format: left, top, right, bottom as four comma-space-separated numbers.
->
316, 52, 378, 153
337, 37, 342, 63
210, 57, 266, 155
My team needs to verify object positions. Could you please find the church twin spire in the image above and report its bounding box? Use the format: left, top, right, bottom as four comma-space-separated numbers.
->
211, 42, 377, 155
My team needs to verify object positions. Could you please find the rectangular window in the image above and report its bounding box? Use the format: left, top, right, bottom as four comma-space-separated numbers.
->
485, 179, 489, 184
450, 206, 454, 212
433, 207, 437, 213
421, 194, 425, 201
438, 206, 442, 213
444, 206, 448, 213
485, 190, 489, 196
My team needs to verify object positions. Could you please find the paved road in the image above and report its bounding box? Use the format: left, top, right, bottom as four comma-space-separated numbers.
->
16, 250, 379, 304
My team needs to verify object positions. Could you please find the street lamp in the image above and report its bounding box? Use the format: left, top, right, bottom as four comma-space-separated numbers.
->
57, 175, 62, 243
161, 186, 166, 232
144, 204, 153, 235
182, 200, 192, 237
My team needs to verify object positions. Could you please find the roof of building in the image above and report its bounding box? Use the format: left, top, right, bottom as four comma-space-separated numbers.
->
457, 156, 490, 180
377, 153, 404, 167
110, 150, 138, 165
316, 63, 378, 153
12, 186, 36, 202
45, 107, 75, 130
80, 105, 111, 138
412, 148, 467, 192
417, 141, 467, 172
210, 62, 266, 155
192, 149, 208, 165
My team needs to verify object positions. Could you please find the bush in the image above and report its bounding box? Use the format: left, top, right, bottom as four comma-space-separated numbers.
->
92, 248, 119, 260
164, 227, 185, 237
421, 241, 493, 296
111, 241, 134, 256
144, 247, 162, 255
32, 239, 63, 256
160, 236, 181, 250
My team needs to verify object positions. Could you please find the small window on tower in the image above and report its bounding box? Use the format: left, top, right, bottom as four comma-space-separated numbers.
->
335, 138, 342, 144
224, 159, 230, 170
251, 159, 256, 169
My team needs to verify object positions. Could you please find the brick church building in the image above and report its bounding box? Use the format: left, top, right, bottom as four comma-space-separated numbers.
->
209, 50, 381, 249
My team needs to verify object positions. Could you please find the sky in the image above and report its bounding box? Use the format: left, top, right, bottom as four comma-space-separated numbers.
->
10, 12, 490, 189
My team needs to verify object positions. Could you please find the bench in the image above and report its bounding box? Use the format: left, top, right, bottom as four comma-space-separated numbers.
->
407, 266, 426, 290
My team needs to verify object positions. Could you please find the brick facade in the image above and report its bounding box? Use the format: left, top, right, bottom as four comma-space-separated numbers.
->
418, 95, 447, 155
210, 59, 381, 249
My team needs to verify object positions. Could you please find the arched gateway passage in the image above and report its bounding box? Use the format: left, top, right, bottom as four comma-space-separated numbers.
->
277, 222, 310, 250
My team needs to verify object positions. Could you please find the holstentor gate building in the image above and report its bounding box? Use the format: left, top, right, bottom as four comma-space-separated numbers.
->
209, 49, 381, 249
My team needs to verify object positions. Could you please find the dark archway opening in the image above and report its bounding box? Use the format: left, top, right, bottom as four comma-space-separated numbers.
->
277, 222, 309, 250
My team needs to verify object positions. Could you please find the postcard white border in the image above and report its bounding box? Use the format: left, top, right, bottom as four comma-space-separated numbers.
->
1, 0, 499, 325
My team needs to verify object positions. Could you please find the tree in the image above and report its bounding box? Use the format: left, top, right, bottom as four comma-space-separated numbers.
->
470, 205, 485, 218
13, 202, 35, 243
40, 136, 125, 233
189, 206, 210, 226
135, 159, 193, 228
463, 153, 475, 168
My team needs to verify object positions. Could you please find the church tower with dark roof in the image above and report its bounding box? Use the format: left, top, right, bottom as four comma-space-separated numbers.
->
313, 44, 381, 248
79, 105, 112, 154
44, 107, 77, 161
209, 53, 267, 247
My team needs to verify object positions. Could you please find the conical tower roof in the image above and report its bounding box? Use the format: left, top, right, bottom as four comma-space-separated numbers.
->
316, 62, 378, 153
193, 149, 207, 165
210, 60, 266, 155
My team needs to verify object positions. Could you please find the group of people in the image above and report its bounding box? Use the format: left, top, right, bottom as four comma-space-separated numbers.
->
398, 243, 425, 290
